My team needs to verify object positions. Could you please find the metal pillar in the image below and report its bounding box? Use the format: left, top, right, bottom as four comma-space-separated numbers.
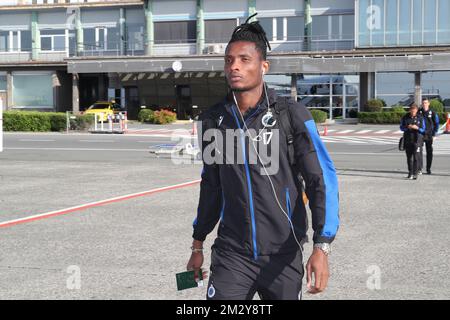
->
196, 0, 205, 54
119, 8, 126, 56
75, 7, 84, 55
304, 0, 312, 51
144, 0, 154, 56
248, 0, 256, 20
414, 72, 422, 105
72, 73, 80, 114
6, 71, 12, 110
31, 12, 39, 60
290, 74, 298, 101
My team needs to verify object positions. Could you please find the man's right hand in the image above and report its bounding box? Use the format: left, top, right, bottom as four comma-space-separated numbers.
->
186, 240, 208, 281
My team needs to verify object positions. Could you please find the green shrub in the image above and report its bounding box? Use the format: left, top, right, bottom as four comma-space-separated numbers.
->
70, 113, 94, 131
48, 113, 67, 132
390, 105, 407, 113
429, 99, 444, 113
358, 112, 405, 124
310, 109, 328, 123
4, 111, 52, 132
138, 109, 155, 123
4, 111, 94, 132
152, 109, 177, 124
365, 99, 384, 112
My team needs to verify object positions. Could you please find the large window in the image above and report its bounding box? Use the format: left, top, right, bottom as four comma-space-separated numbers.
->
83, 27, 119, 53
154, 21, 196, 44
257, 18, 274, 40
127, 23, 144, 51
399, 0, 412, 45
0, 75, 6, 91
12, 72, 54, 109
298, 74, 359, 119
205, 19, 237, 43
376, 72, 415, 107
0, 30, 31, 52
287, 16, 304, 41
312, 16, 329, 41
253, 16, 305, 42
40, 29, 66, 51
421, 71, 450, 107
265, 74, 359, 118
438, 0, 450, 43
0, 31, 8, 52
311, 14, 355, 50
358, 0, 450, 47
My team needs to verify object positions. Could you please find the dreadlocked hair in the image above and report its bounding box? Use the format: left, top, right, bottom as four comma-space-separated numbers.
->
227, 13, 271, 60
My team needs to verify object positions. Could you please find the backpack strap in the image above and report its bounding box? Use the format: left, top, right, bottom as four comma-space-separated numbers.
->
273, 96, 296, 166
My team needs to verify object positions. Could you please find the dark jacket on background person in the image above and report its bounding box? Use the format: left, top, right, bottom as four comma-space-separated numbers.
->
419, 108, 440, 140
400, 113, 426, 146
192, 89, 339, 260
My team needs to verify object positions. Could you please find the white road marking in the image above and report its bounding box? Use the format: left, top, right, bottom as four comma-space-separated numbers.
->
337, 130, 355, 134
0, 179, 201, 228
375, 130, 391, 134
79, 140, 115, 143
5, 147, 150, 152
19, 139, 55, 142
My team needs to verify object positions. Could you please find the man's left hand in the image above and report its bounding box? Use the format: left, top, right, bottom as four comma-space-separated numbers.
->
306, 248, 329, 294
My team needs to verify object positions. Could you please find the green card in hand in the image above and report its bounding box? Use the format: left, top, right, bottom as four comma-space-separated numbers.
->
176, 270, 204, 291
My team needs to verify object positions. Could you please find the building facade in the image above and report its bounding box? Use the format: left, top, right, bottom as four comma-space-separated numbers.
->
0, 0, 449, 120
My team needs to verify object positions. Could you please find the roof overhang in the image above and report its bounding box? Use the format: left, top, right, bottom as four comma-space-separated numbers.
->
67, 51, 450, 75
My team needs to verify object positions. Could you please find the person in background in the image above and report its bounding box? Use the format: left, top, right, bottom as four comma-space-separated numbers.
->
400, 103, 426, 180
418, 98, 440, 175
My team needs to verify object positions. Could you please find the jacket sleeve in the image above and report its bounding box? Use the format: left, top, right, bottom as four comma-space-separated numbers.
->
400, 116, 407, 132
288, 103, 339, 244
433, 112, 440, 136
418, 116, 426, 134
192, 112, 222, 242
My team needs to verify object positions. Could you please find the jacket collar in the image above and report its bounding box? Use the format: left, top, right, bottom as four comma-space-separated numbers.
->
222, 87, 278, 117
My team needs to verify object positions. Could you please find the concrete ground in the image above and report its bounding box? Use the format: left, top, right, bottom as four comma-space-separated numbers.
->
0, 130, 449, 300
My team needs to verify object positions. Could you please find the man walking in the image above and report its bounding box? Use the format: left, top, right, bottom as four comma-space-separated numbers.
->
400, 103, 425, 180
186, 14, 339, 300
418, 98, 440, 174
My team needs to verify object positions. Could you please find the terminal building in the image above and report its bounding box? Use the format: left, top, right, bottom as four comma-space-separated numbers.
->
0, 0, 449, 120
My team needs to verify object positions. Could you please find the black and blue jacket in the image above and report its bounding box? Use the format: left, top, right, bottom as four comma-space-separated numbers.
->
419, 108, 440, 138
400, 113, 426, 146
192, 89, 339, 259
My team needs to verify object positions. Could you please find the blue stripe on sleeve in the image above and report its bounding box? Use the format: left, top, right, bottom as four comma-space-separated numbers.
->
304, 120, 340, 238
419, 118, 426, 134
434, 113, 440, 134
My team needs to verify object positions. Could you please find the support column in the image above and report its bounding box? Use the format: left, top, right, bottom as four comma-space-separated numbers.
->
414, 72, 422, 105
248, 0, 256, 20
119, 7, 126, 56
6, 71, 12, 110
290, 74, 298, 101
31, 12, 39, 61
72, 73, 80, 114
304, 0, 312, 51
196, 0, 205, 55
75, 7, 84, 56
144, 0, 154, 56
360, 72, 375, 111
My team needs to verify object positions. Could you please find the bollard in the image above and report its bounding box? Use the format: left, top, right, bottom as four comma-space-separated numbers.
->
445, 114, 450, 134
108, 114, 113, 132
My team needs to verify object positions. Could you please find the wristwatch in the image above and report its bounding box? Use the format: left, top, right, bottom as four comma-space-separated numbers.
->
314, 243, 331, 256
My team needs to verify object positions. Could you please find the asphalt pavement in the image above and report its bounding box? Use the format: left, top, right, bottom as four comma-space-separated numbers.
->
0, 126, 449, 299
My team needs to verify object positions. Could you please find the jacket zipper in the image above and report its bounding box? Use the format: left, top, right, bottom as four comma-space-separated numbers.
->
231, 106, 259, 260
